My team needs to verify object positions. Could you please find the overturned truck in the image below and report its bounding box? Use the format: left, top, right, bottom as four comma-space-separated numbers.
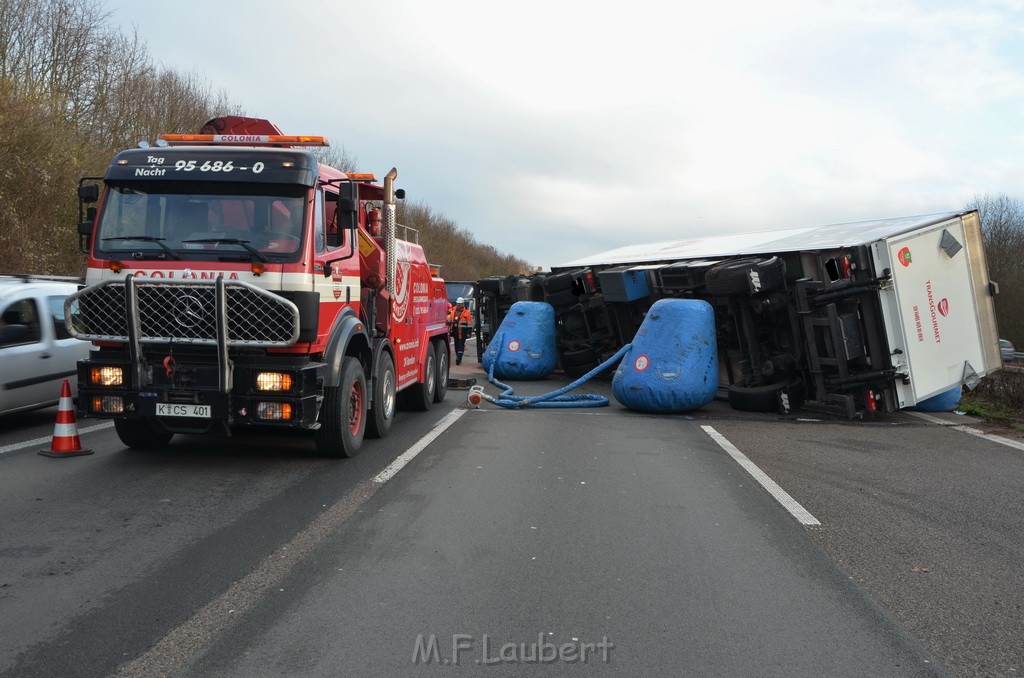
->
477, 211, 1001, 417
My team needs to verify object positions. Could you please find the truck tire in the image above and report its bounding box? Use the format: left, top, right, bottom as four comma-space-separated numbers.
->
544, 271, 576, 293
433, 338, 449, 403
315, 356, 367, 458
561, 347, 600, 378
366, 351, 396, 439
115, 418, 173, 449
528, 278, 546, 302
728, 376, 805, 414
544, 289, 577, 308
705, 257, 784, 296
401, 342, 436, 411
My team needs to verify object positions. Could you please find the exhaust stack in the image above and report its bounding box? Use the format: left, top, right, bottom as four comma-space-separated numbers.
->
383, 167, 398, 297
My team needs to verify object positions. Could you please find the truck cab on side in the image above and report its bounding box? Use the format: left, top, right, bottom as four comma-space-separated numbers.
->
483, 212, 1002, 417
68, 117, 450, 456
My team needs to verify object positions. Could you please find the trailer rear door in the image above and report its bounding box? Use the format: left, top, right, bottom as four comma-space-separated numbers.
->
873, 213, 1000, 406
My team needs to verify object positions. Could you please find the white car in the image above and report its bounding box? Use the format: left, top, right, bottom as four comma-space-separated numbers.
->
1000, 338, 1016, 363
0, 276, 90, 416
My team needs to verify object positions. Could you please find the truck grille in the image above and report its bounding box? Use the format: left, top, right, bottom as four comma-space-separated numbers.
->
66, 277, 300, 346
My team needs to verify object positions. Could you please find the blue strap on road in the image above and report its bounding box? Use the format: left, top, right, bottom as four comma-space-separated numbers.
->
479, 333, 632, 409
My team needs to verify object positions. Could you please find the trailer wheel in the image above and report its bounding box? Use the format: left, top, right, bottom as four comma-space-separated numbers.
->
705, 257, 785, 296
366, 351, 396, 439
315, 356, 366, 457
401, 342, 436, 411
115, 418, 173, 449
728, 376, 805, 414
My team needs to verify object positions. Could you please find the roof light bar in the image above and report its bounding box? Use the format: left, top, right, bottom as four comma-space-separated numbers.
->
347, 173, 377, 181
159, 134, 329, 147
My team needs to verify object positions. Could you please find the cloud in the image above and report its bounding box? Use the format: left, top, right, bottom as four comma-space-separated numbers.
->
105, 0, 1024, 267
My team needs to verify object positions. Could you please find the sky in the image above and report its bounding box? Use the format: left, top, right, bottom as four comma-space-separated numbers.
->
104, 0, 1024, 269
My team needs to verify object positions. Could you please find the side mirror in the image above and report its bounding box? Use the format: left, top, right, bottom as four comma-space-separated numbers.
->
78, 206, 97, 252
78, 184, 99, 203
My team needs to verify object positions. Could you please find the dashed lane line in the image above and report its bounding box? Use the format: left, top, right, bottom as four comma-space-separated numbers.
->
701, 425, 821, 527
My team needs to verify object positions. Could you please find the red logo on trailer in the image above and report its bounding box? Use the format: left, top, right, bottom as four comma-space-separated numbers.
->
897, 247, 912, 267
938, 298, 949, 317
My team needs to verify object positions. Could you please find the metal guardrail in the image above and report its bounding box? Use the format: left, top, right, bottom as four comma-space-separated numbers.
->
397, 224, 419, 244
0, 274, 85, 285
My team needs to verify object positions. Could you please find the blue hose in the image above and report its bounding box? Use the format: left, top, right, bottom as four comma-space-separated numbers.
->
479, 334, 632, 409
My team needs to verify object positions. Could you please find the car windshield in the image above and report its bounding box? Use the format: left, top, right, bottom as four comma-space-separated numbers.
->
95, 182, 308, 260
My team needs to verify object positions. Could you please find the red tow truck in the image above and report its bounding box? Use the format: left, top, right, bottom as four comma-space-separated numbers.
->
67, 116, 451, 457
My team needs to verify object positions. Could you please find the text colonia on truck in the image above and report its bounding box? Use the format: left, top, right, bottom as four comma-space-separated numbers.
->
67, 116, 451, 457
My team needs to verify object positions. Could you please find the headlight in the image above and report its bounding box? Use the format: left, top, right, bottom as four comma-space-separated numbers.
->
256, 402, 293, 421
91, 395, 124, 414
256, 372, 293, 391
91, 366, 123, 386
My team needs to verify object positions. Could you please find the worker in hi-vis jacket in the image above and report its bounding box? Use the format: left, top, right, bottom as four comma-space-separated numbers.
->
448, 297, 473, 365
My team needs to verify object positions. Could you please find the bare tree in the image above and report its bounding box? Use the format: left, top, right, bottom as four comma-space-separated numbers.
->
0, 0, 529, 278
968, 193, 1024, 346
400, 201, 530, 280
313, 145, 359, 174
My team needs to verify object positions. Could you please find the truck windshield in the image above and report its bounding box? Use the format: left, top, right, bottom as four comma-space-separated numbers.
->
95, 182, 308, 261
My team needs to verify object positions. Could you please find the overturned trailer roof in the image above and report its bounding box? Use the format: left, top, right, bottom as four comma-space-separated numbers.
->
559, 212, 968, 268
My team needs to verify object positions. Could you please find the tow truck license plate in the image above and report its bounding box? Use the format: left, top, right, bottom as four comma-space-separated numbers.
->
156, 403, 211, 418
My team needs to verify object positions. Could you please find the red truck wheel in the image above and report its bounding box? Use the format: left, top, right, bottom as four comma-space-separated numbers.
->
315, 356, 367, 457
401, 343, 436, 411
367, 351, 396, 439
433, 339, 449, 403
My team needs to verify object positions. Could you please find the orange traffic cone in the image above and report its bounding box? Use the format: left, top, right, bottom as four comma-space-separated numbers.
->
39, 380, 93, 458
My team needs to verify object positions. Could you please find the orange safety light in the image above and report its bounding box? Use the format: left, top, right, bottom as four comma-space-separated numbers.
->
251, 262, 265, 276
108, 260, 123, 273
347, 173, 377, 181
159, 134, 329, 147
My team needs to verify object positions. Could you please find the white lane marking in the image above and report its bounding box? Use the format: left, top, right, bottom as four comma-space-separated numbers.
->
373, 408, 468, 483
906, 411, 1024, 453
0, 421, 114, 456
905, 411, 952, 426
953, 425, 1024, 452
115, 406, 470, 677
701, 425, 821, 527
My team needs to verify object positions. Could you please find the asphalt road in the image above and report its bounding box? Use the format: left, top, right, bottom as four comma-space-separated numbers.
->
0, 350, 1020, 677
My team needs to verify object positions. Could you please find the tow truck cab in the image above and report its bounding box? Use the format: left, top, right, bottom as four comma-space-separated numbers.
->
68, 117, 450, 456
